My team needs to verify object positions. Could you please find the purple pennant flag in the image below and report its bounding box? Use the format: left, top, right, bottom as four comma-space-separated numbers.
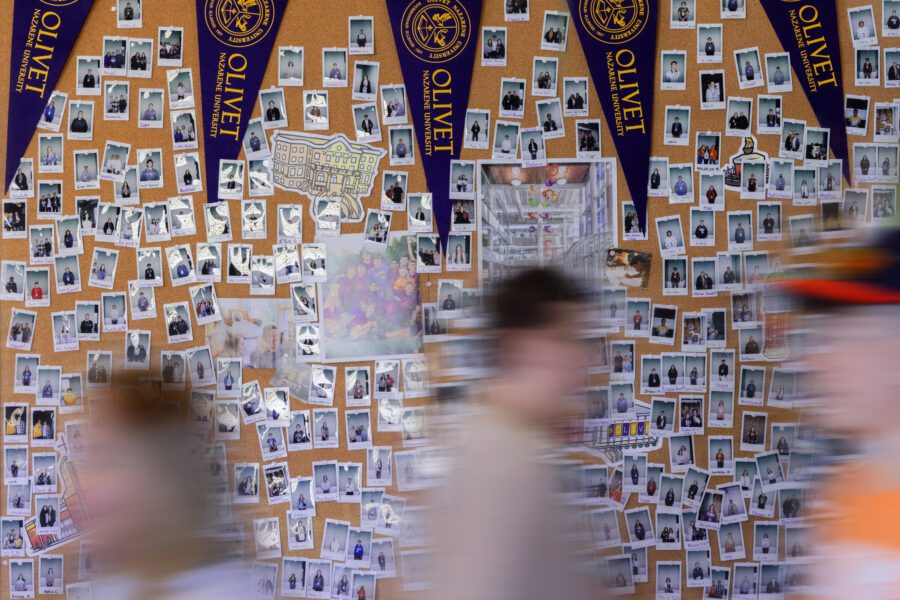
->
385, 0, 483, 250
194, 0, 287, 201
759, 0, 849, 182
5, 0, 95, 192
566, 0, 657, 234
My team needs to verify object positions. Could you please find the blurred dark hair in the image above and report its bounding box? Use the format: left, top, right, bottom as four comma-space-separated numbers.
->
488, 267, 586, 331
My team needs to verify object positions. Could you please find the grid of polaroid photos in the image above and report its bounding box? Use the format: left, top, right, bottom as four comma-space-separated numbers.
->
1, 0, 897, 598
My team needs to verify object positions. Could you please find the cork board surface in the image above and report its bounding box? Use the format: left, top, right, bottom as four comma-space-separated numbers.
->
0, 0, 893, 598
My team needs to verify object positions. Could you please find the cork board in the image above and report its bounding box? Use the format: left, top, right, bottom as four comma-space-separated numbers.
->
0, 0, 893, 598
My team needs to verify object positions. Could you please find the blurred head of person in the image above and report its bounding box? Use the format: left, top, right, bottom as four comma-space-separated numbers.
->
485, 267, 589, 421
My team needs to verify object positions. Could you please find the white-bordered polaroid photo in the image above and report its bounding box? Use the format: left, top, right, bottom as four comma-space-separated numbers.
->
381, 170, 408, 212
726, 96, 753, 136
672, 0, 696, 28
123, 330, 151, 370
379, 84, 407, 126
407, 193, 433, 233
541, 10, 569, 50
303, 90, 330, 130
562, 77, 588, 118
532, 56, 558, 97
323, 48, 349, 87
260, 87, 288, 129
173, 152, 202, 194
38, 134, 63, 174
217, 159, 244, 200
463, 108, 489, 151
689, 207, 715, 248
102, 36, 128, 77
128, 280, 157, 320
445, 233, 472, 272
363, 209, 392, 253
739, 364, 766, 405
575, 119, 601, 159
873, 185, 898, 222
137, 88, 164, 128
764, 52, 792, 93
73, 149, 100, 190
757, 203, 783, 242
37, 91, 67, 133
698, 23, 723, 63
668, 163, 694, 203
650, 304, 678, 345
519, 128, 546, 167
844, 94, 870, 137
76, 56, 101, 96
740, 410, 768, 453
167, 68, 195, 110
874, 102, 899, 142
850, 4, 879, 48
85, 350, 112, 390
537, 98, 564, 139
277, 45, 304, 87
664, 105, 690, 146
352, 102, 381, 143
388, 126, 414, 166
621, 201, 646, 242
739, 161, 765, 200
51, 311, 78, 353
0, 261, 26, 301
753, 94, 781, 136
482, 26, 507, 66
158, 26, 183, 66
249, 254, 276, 296
67, 101, 94, 141
273, 243, 301, 285
232, 462, 259, 504
695, 131, 720, 171
734, 47, 763, 89
856, 47, 881, 85
656, 214, 685, 258
136, 148, 163, 188
127, 38, 154, 78
348, 15, 374, 56
804, 126, 830, 165
100, 140, 131, 183
87, 247, 118, 290
499, 77, 526, 119
29, 224, 54, 265
648, 156, 669, 196
493, 120, 520, 160
698, 69, 725, 110
101, 291, 128, 333
661, 50, 688, 90
24, 267, 50, 308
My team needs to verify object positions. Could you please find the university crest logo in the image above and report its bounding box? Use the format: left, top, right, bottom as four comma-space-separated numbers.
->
204, 0, 275, 48
579, 0, 648, 44
401, 0, 471, 63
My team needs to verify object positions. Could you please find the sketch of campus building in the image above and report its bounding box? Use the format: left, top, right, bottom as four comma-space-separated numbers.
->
271, 131, 386, 222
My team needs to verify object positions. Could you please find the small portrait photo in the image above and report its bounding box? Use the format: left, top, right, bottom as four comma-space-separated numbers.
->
217, 159, 244, 200
660, 50, 688, 90
137, 148, 164, 188
656, 214, 685, 257
35, 365, 61, 404
625, 506, 655, 548
873, 186, 897, 222
875, 102, 899, 142
519, 127, 546, 167
804, 127, 830, 164
845, 94, 870, 136
68, 101, 94, 141
352, 60, 379, 101
101, 292, 128, 333
679, 395, 704, 433
389, 126, 414, 166
669, 434, 694, 473
303, 90, 329, 130
363, 209, 392, 251
657, 561, 682, 597
672, 0, 696, 28
708, 436, 733, 475
690, 208, 715, 249
755, 205, 781, 247
563, 77, 588, 117
103, 36, 129, 77
3, 200, 28, 239
741, 411, 768, 452
626, 298, 651, 337
754, 522, 779, 562
1, 261, 26, 301
757, 94, 782, 134
843, 188, 869, 226
695, 131, 721, 170
445, 233, 472, 272
532, 56, 558, 97
381, 170, 407, 211
734, 47, 763, 89
174, 152, 203, 194
25, 267, 50, 308
76, 56, 101, 96
167, 68, 195, 110
260, 87, 288, 129
725, 96, 752, 136
278, 46, 304, 87
819, 159, 843, 198
493, 120, 520, 160
651, 397, 676, 435
886, 0, 900, 36
663, 260, 687, 296
349, 16, 374, 55
352, 103, 381, 143
323, 48, 349, 87
38, 134, 64, 174
158, 27, 183, 66
699, 70, 725, 109
727, 211, 753, 251
855, 47, 880, 85
739, 365, 765, 407
9, 559, 35, 597
664, 106, 691, 146
437, 279, 463, 319
718, 523, 745, 562
541, 10, 569, 50
537, 99, 564, 139
117, 0, 141, 27
849, 5, 878, 47
622, 201, 645, 241
740, 161, 765, 200
408, 193, 433, 232
482, 27, 507, 66
767, 159, 793, 200
765, 52, 792, 93
449, 161, 475, 200
171, 110, 198, 150
648, 156, 669, 196
127, 38, 153, 78
576, 119, 601, 158
650, 304, 678, 345
463, 109, 489, 150
504, 0, 529, 20
73, 150, 100, 190
51, 311, 78, 352
709, 390, 734, 431
854, 142, 879, 183
698, 24, 723, 63
380, 84, 407, 125
668, 163, 694, 202
137, 88, 164, 128
498, 78, 526, 118
103, 81, 129, 121
37, 91, 67, 133
124, 330, 151, 370
885, 47, 900, 87
101, 141, 130, 183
